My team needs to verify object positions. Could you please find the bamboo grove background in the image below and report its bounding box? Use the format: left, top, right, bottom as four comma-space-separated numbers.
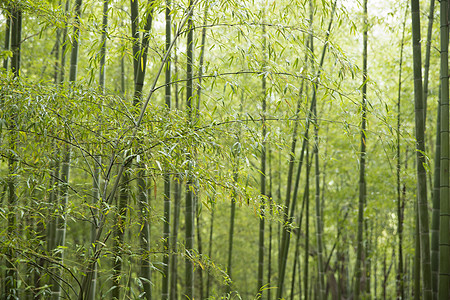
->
1, 0, 450, 299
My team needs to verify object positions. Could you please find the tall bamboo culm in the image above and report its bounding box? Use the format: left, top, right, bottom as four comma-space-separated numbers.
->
438, 0, 450, 298
354, 0, 368, 298
162, 1, 172, 299
4, 4, 20, 299
185, 0, 195, 298
410, 0, 432, 298
257, 19, 267, 299
396, 4, 408, 299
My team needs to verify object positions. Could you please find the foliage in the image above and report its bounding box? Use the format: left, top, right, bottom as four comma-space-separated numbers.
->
0, 0, 443, 299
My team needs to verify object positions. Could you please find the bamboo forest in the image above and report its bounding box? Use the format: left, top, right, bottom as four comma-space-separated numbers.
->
2, 0, 450, 299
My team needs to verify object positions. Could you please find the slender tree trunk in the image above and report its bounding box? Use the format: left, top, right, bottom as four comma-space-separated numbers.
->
423, 0, 435, 126
99, 0, 108, 91
10, 4, 21, 77
396, 4, 408, 300
169, 36, 181, 300
2, 8, 10, 70
4, 5, 20, 299
41, 143, 59, 297
161, 2, 172, 300
46, 142, 60, 260
129, 3, 155, 299
59, 0, 70, 85
138, 172, 152, 300
354, 0, 368, 298
193, 6, 209, 298
227, 106, 243, 293
410, 0, 433, 299
304, 145, 311, 300
185, 1, 195, 298
431, 101, 441, 300
414, 201, 421, 300
87, 153, 101, 300
405, 255, 410, 300
54, 20, 60, 84
5, 67, 18, 300
227, 166, 238, 293
365, 222, 372, 297
170, 38, 181, 298
69, 0, 82, 83
382, 252, 387, 300
130, 0, 139, 83
205, 199, 215, 300
438, 0, 450, 298
290, 150, 313, 300
196, 1, 209, 115
133, 0, 154, 101
313, 104, 325, 300
268, 184, 273, 300
257, 20, 267, 299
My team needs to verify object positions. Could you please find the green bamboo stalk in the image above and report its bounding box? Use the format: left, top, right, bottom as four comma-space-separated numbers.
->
290, 149, 313, 300
10, 5, 21, 76
5, 40, 18, 298
267, 150, 274, 300
196, 1, 209, 116
128, 2, 155, 298
2, 8, 10, 70
257, 20, 267, 299
47, 142, 60, 259
185, 1, 195, 298
304, 145, 310, 300
130, 0, 139, 83
138, 171, 151, 300
134, 0, 154, 102
227, 96, 242, 293
431, 100, 441, 300
423, 0, 435, 126
354, 0, 368, 297
313, 100, 325, 300
396, 4, 408, 300
410, 0, 433, 298
4, 6, 19, 299
170, 41, 181, 300
59, 0, 70, 85
414, 201, 421, 300
276, 53, 306, 300
162, 1, 172, 299
170, 178, 181, 300
42, 141, 59, 296
86, 154, 100, 300
99, 0, 108, 91
194, 5, 209, 298
54, 18, 60, 84
438, 0, 450, 298
205, 193, 215, 299
69, 0, 82, 83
